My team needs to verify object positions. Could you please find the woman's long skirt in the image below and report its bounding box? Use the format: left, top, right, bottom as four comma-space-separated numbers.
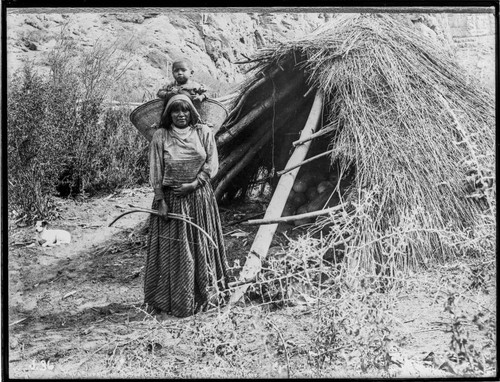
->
144, 182, 228, 317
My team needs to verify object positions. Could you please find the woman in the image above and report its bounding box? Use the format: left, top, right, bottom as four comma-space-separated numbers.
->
145, 94, 228, 317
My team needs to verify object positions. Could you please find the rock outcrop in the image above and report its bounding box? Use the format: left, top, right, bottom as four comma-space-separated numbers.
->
7, 10, 495, 102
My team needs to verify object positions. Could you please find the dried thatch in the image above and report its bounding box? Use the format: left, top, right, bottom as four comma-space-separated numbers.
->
215, 13, 495, 271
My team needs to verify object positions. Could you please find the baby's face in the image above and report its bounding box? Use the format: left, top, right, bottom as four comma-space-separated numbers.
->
172, 62, 192, 85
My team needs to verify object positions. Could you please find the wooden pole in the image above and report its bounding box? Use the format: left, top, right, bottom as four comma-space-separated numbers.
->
292, 122, 338, 147
224, 67, 281, 125
214, 130, 273, 200
214, 96, 302, 184
216, 78, 302, 147
228, 90, 324, 306
214, 96, 300, 200
214, 126, 268, 183
276, 148, 335, 176
242, 204, 347, 225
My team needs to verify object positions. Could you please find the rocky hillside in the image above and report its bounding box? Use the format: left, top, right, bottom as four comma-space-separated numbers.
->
7, 10, 495, 102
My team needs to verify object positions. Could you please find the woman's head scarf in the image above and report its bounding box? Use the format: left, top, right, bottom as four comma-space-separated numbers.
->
162, 94, 201, 126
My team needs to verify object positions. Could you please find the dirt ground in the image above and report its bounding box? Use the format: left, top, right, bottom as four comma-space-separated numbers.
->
7, 187, 496, 378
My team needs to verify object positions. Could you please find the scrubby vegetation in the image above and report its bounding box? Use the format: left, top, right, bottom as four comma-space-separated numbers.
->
10, 214, 496, 377
7, 32, 149, 222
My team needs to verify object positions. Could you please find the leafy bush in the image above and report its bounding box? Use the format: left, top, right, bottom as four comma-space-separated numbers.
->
8, 31, 148, 222
7, 62, 76, 221
77, 106, 149, 193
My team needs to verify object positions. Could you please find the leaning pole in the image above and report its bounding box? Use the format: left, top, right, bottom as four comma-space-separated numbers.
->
228, 90, 324, 306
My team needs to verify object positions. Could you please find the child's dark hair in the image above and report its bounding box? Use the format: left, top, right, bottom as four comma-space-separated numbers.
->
172, 59, 193, 70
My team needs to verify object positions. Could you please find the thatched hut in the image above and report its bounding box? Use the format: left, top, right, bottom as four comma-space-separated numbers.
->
213, 13, 495, 284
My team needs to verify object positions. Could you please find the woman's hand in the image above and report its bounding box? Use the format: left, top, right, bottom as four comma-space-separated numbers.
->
173, 180, 199, 197
158, 199, 169, 221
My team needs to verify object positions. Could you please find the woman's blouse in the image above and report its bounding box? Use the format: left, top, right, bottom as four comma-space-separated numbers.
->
149, 124, 218, 201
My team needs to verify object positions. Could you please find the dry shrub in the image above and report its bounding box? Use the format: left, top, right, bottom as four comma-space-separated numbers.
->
313, 186, 495, 279
231, 226, 495, 376
7, 62, 78, 221
67, 106, 149, 195
228, 236, 403, 375
8, 26, 148, 221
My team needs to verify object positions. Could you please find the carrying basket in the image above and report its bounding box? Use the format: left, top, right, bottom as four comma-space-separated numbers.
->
130, 98, 228, 142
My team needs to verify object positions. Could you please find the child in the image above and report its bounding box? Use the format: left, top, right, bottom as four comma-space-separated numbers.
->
157, 59, 208, 108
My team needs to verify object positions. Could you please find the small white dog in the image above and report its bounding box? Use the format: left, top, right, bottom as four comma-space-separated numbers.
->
35, 220, 71, 247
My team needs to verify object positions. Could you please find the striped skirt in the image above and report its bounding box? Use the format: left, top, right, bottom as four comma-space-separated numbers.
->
144, 181, 228, 317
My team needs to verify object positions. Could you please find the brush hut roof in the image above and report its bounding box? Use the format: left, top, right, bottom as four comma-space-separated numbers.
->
214, 13, 494, 267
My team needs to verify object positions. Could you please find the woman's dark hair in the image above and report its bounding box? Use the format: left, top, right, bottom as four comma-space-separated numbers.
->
159, 99, 192, 130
